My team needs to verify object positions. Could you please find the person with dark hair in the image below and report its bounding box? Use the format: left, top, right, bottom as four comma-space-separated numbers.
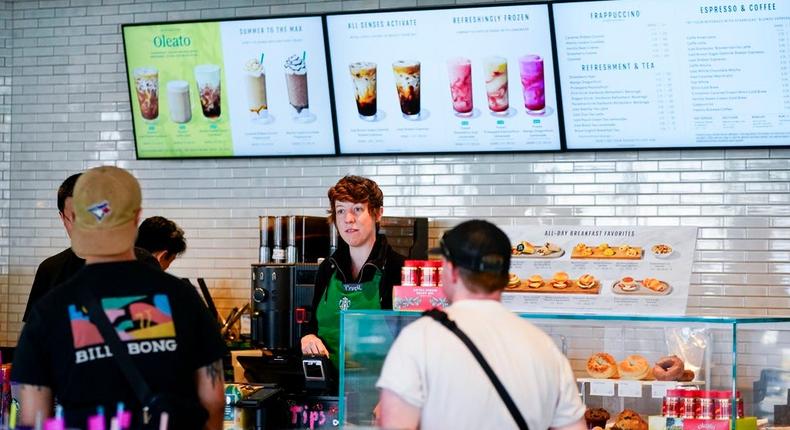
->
12, 166, 226, 429
23, 173, 159, 322
377, 220, 585, 430
300, 175, 405, 368
135, 216, 187, 270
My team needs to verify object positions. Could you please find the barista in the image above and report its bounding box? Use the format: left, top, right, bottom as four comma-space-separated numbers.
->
301, 175, 405, 368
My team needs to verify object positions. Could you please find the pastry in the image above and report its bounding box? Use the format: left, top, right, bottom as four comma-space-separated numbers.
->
603, 248, 615, 256
652, 244, 672, 255
577, 274, 596, 289
527, 275, 543, 289
586, 352, 619, 379
678, 369, 695, 382
584, 408, 610, 429
618, 354, 651, 380
506, 273, 521, 289
619, 276, 638, 291
653, 355, 685, 381
625, 247, 640, 257
612, 409, 647, 430
596, 243, 609, 251
642, 278, 666, 292
575, 243, 588, 252
551, 272, 570, 289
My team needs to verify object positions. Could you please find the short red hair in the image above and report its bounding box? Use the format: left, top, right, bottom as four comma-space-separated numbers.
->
327, 175, 383, 224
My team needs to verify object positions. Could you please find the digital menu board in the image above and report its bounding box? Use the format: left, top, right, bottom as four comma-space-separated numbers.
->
326, 4, 561, 155
123, 16, 335, 159
554, 0, 790, 150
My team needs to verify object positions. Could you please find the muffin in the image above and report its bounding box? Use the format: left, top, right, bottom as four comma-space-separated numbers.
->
584, 408, 610, 429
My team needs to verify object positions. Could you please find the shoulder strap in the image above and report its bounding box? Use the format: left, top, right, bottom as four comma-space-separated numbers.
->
423, 308, 529, 430
78, 287, 153, 404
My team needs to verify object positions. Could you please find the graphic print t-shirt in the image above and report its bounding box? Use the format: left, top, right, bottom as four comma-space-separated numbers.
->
12, 260, 226, 427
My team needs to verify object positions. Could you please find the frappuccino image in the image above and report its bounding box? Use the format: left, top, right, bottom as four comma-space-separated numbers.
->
393, 60, 420, 119
244, 58, 268, 120
349, 61, 377, 120
134, 67, 159, 121
284, 54, 309, 115
484, 57, 509, 114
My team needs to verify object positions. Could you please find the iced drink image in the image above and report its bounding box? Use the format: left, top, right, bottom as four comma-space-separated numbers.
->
194, 64, 221, 119
484, 57, 509, 114
133, 67, 158, 121
166, 80, 191, 123
244, 58, 268, 120
349, 62, 377, 120
284, 54, 309, 118
447, 57, 473, 117
519, 55, 545, 113
393, 60, 420, 119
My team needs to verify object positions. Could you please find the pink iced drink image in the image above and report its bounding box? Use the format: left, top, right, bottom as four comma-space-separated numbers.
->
519, 54, 545, 113
484, 57, 509, 114
447, 57, 473, 116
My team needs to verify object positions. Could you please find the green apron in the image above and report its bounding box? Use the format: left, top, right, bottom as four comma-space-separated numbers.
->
316, 269, 382, 369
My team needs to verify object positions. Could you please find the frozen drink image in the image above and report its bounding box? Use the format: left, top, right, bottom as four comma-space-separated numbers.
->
284, 54, 309, 119
519, 55, 545, 114
447, 57, 473, 117
194, 64, 221, 119
133, 67, 158, 121
349, 61, 377, 120
393, 60, 420, 120
484, 57, 509, 115
244, 58, 269, 120
166, 80, 191, 124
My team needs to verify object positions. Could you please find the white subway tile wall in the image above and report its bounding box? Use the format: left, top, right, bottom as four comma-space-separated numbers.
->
0, 0, 789, 350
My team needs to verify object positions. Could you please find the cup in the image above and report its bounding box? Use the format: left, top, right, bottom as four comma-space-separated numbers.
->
349, 61, 377, 120
392, 60, 420, 119
483, 56, 509, 114
284, 54, 309, 117
447, 57, 473, 117
194, 64, 221, 119
243, 58, 268, 120
133, 67, 159, 121
519, 54, 545, 113
166, 80, 191, 124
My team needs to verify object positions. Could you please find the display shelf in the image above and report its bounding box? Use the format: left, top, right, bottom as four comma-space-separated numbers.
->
339, 311, 790, 429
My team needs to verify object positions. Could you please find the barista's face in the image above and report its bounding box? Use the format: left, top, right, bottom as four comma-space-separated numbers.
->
334, 200, 381, 249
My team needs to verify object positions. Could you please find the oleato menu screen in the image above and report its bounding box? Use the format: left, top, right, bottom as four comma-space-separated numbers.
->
554, 0, 790, 150
123, 17, 335, 159
326, 5, 561, 155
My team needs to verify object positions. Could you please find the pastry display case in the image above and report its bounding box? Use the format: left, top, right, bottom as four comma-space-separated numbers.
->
338, 311, 790, 429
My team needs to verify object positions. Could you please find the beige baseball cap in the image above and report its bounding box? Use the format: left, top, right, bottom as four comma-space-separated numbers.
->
71, 166, 141, 258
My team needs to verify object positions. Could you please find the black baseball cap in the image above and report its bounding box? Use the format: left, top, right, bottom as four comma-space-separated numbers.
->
430, 220, 511, 275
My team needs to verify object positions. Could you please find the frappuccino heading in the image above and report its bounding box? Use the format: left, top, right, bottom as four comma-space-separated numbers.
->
589, 10, 641, 19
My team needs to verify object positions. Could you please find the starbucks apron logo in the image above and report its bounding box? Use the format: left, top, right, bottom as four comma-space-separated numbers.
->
339, 296, 352, 311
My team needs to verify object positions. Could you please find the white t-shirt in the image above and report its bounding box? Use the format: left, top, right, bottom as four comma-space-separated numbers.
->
377, 300, 584, 430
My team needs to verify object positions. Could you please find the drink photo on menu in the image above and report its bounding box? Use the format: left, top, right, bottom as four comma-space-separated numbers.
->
393, 60, 429, 121
194, 64, 222, 120
244, 56, 274, 124
284, 53, 316, 123
447, 57, 480, 119
349, 61, 383, 121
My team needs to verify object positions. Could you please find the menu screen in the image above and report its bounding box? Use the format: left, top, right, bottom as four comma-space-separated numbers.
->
123, 17, 335, 159
554, 0, 790, 150
326, 5, 561, 155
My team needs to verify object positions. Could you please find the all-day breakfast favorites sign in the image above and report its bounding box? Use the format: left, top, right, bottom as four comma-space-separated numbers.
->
500, 225, 697, 316
123, 16, 335, 158
554, 0, 790, 150
326, 4, 561, 155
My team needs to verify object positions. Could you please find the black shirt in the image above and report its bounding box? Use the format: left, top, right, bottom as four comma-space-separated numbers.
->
23, 247, 159, 322
12, 260, 226, 428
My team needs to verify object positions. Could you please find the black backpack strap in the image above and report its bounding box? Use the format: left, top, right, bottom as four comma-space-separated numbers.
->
423, 308, 529, 430
77, 288, 153, 405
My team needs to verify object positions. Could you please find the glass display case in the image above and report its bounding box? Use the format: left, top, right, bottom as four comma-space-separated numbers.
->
339, 311, 790, 429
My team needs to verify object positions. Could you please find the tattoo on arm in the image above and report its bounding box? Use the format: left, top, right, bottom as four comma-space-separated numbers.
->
202, 360, 223, 388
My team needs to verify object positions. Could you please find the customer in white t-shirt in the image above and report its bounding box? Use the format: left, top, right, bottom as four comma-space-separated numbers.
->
377, 220, 586, 430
